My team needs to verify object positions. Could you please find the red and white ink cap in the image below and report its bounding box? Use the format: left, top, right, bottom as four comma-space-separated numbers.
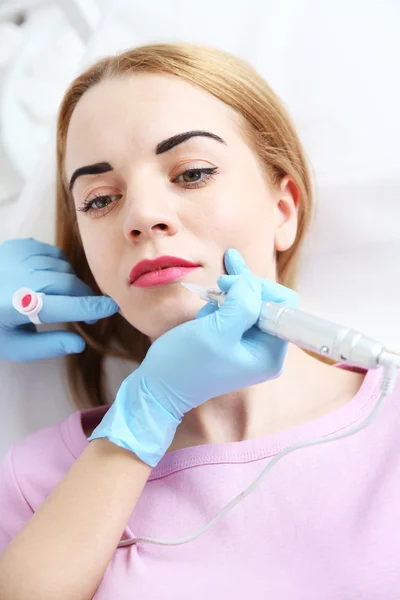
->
12, 288, 45, 325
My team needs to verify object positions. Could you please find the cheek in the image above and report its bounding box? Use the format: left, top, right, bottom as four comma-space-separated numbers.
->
80, 231, 120, 294
203, 183, 271, 247
205, 185, 276, 277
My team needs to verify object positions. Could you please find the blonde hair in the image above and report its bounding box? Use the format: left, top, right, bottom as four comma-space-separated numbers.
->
55, 42, 333, 411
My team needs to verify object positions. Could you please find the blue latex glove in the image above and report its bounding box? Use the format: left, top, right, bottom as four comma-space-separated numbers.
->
88, 248, 298, 467
0, 238, 119, 361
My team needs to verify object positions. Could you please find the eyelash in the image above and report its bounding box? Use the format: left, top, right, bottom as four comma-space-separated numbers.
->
77, 167, 219, 216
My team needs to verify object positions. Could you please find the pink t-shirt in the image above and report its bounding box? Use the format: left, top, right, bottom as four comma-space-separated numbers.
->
1, 363, 400, 598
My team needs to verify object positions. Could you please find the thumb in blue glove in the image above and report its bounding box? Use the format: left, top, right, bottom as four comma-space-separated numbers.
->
196, 247, 298, 318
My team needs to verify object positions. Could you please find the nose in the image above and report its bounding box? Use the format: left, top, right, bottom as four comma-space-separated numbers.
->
122, 190, 179, 243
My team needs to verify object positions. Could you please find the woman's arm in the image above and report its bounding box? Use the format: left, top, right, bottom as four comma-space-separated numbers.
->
0, 438, 151, 600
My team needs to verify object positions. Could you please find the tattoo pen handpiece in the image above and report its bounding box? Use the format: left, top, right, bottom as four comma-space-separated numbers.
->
181, 282, 400, 378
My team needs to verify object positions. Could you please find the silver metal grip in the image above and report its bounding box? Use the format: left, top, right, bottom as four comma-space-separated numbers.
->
259, 302, 385, 369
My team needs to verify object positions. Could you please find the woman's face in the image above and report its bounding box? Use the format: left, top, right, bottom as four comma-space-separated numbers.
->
64, 73, 299, 341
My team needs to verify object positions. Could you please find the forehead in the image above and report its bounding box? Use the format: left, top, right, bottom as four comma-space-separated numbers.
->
64, 73, 243, 174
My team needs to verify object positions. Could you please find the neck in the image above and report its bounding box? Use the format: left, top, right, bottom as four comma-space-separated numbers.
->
169, 344, 365, 450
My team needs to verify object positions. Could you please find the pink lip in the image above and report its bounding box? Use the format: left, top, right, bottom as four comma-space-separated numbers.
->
129, 255, 200, 284
131, 266, 200, 288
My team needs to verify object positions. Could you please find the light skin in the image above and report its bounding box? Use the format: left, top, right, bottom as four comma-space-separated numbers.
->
65, 73, 365, 450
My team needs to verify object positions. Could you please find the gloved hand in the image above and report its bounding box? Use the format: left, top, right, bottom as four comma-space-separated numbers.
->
88, 248, 298, 467
0, 237, 119, 361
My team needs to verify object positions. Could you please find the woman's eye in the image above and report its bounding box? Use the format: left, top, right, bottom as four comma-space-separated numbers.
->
93, 196, 112, 209
77, 194, 122, 215
174, 167, 219, 188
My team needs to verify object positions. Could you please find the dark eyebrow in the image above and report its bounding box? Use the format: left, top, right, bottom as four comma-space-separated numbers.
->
69, 162, 113, 192
69, 131, 226, 191
155, 130, 226, 155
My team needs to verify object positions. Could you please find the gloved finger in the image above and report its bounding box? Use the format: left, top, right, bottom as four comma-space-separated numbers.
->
23, 255, 75, 274
218, 274, 298, 307
217, 274, 237, 293
195, 303, 217, 319
1, 238, 69, 265
39, 295, 119, 324
224, 248, 251, 276
1, 330, 86, 361
208, 274, 263, 345
28, 271, 103, 299
260, 279, 299, 307
2, 289, 117, 328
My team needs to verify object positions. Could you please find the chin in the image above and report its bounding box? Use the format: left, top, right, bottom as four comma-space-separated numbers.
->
123, 304, 198, 341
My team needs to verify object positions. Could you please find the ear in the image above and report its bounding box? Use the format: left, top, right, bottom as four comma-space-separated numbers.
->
273, 175, 300, 252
